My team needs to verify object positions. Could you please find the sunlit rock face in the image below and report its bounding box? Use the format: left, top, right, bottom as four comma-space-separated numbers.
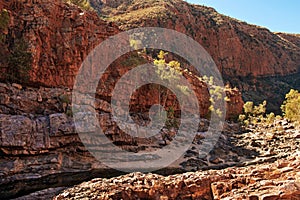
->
0, 0, 299, 199
55, 151, 300, 199
93, 0, 300, 113
96, 0, 300, 78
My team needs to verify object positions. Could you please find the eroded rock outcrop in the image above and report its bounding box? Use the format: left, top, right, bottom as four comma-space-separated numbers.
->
54, 151, 300, 199
0, 0, 244, 198
0, 0, 299, 199
0, 78, 242, 199
1, 80, 297, 199
0, 0, 119, 87
0, 0, 244, 117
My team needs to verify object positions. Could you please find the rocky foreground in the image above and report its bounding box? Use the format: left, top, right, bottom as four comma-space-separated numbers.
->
54, 152, 300, 200
1, 83, 299, 199
47, 121, 299, 200
3, 79, 299, 199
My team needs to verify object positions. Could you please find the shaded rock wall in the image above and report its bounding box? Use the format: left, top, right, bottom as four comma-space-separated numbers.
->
1, 0, 119, 87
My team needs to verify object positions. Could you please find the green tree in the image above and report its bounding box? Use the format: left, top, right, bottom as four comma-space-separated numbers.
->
281, 89, 300, 122
0, 9, 9, 30
243, 101, 254, 114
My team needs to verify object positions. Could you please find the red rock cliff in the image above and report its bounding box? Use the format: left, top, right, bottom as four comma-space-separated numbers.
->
1, 0, 119, 87
99, 0, 300, 78
0, 0, 244, 118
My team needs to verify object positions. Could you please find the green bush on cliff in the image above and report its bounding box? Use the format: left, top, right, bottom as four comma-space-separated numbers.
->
281, 89, 300, 122
0, 9, 9, 30
0, 9, 32, 84
64, 0, 93, 11
0, 9, 9, 43
6, 38, 32, 83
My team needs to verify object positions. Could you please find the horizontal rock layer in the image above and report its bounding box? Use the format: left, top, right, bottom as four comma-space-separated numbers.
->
0, 81, 298, 199
55, 151, 300, 199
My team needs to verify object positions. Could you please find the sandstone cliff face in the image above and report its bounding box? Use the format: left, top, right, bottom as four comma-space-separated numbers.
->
98, 0, 300, 78
0, 2, 244, 198
95, 0, 300, 114
1, 0, 119, 87
0, 0, 244, 114
276, 33, 300, 48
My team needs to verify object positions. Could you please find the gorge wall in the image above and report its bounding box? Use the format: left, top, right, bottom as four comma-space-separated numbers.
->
0, 0, 119, 87
0, 0, 299, 199
98, 0, 300, 78
97, 0, 300, 112
0, 0, 244, 198
2, 0, 300, 88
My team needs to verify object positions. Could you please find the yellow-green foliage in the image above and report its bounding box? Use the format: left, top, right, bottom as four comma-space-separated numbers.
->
5, 38, 32, 83
108, 6, 170, 26
153, 51, 190, 129
239, 101, 268, 126
265, 112, 275, 124
64, 0, 93, 10
0, 9, 9, 30
125, 47, 231, 120
199, 76, 225, 118
0, 9, 9, 43
281, 89, 300, 122
154, 51, 185, 87
240, 89, 300, 127
154, 51, 198, 97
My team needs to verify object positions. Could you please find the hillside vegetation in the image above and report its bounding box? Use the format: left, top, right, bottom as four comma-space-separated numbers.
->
64, 0, 93, 10
94, 0, 300, 114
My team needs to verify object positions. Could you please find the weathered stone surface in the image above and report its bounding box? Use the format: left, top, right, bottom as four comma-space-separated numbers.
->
0, 80, 299, 199
0, 80, 241, 198
1, 0, 119, 87
53, 114, 300, 200
210, 151, 300, 199
0, 83, 70, 116
54, 151, 300, 200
